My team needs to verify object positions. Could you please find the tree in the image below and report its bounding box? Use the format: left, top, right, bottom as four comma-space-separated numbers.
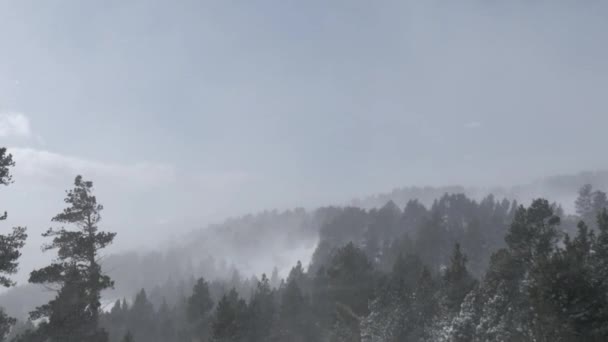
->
212, 289, 248, 342
276, 279, 317, 341
326, 243, 375, 316
589, 209, 608, 338
505, 199, 560, 263
575, 184, 608, 229
127, 289, 155, 341
442, 243, 476, 312
0, 226, 27, 288
286, 260, 308, 293
0, 147, 27, 340
0, 307, 16, 340
473, 199, 562, 341
593, 191, 608, 217
414, 212, 449, 272
362, 253, 425, 342
157, 299, 176, 342
29, 175, 115, 341
187, 277, 214, 339
247, 274, 275, 342
576, 184, 594, 220
532, 221, 606, 341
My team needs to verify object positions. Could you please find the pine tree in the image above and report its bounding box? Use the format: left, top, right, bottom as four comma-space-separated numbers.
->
0, 307, 16, 341
287, 261, 306, 289
0, 147, 27, 339
576, 184, 594, 221
212, 289, 247, 342
414, 212, 448, 272
326, 243, 374, 316
128, 289, 155, 341
157, 299, 176, 342
29, 175, 115, 341
276, 279, 316, 341
443, 243, 476, 312
590, 209, 608, 337
247, 274, 275, 342
362, 253, 425, 342
187, 277, 214, 339
311, 266, 332, 333
474, 199, 562, 341
593, 191, 608, 218
505, 199, 560, 263
575, 184, 607, 228
539, 221, 604, 340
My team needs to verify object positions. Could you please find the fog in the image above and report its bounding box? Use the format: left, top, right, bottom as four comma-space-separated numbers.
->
0, 1, 607, 340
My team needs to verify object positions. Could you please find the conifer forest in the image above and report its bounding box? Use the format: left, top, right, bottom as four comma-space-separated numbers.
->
1, 1, 608, 341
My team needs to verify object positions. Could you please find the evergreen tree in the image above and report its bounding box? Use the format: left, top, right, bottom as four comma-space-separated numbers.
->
442, 243, 476, 312
576, 184, 595, 224
128, 289, 155, 341
0, 308, 15, 341
589, 209, 608, 337
362, 253, 425, 342
0, 224, 27, 288
575, 184, 608, 229
157, 299, 176, 342
286, 260, 306, 289
448, 289, 482, 342
212, 289, 248, 342
103, 299, 127, 342
0, 147, 27, 339
505, 199, 560, 262
414, 212, 448, 272
474, 199, 562, 341
29, 175, 114, 341
276, 279, 317, 341
247, 274, 275, 342
593, 191, 608, 217
311, 266, 333, 333
533, 221, 604, 341
187, 277, 214, 340
326, 243, 375, 316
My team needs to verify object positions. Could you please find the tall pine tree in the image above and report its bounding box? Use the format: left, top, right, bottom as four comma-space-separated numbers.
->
29, 175, 115, 342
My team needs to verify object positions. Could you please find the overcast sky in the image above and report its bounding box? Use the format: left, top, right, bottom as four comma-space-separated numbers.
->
0, 0, 607, 280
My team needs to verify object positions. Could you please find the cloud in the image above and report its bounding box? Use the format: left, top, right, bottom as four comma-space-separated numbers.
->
0, 113, 31, 138
463, 121, 482, 129
7, 147, 176, 188
193, 171, 251, 192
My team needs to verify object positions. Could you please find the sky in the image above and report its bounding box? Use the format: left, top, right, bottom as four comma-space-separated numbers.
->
0, 0, 607, 281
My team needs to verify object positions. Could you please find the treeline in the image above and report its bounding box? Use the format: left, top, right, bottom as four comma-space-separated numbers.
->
3, 143, 608, 341
90, 195, 607, 342
76, 197, 608, 342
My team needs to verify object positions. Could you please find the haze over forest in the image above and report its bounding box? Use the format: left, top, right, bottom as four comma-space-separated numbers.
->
0, 1, 608, 341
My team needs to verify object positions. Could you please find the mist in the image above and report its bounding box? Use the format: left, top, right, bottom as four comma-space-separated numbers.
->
0, 1, 607, 341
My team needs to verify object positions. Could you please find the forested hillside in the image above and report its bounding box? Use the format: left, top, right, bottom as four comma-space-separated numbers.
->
88, 187, 607, 342
3, 159, 608, 341
2, 0, 607, 340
